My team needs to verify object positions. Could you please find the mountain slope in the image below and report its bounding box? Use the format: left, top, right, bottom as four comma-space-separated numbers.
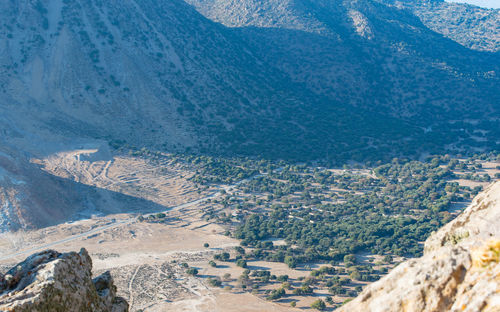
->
0, 0, 498, 162
186, 0, 500, 121
1, 0, 429, 163
0, 0, 280, 149
0, 0, 421, 231
382, 0, 500, 52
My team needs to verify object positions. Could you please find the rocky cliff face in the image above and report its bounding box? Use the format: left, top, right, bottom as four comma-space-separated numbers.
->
339, 181, 500, 312
0, 248, 128, 312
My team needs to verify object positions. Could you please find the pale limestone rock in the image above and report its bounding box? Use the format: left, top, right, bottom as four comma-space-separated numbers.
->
348, 9, 374, 40
0, 248, 128, 312
339, 181, 500, 312
425, 181, 500, 253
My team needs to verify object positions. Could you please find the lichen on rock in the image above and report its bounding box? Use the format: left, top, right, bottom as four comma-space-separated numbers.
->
471, 239, 500, 268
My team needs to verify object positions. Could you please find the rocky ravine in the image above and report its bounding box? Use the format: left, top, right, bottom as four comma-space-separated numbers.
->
0, 248, 128, 312
340, 180, 500, 312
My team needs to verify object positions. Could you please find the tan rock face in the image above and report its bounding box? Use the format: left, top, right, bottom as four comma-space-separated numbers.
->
425, 181, 500, 253
339, 181, 500, 312
0, 248, 128, 312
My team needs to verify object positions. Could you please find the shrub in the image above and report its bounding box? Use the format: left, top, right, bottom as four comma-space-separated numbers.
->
284, 256, 297, 268
207, 278, 222, 287
311, 299, 326, 310
236, 259, 248, 268
277, 275, 289, 282
267, 287, 285, 300
235, 246, 245, 254
186, 268, 198, 276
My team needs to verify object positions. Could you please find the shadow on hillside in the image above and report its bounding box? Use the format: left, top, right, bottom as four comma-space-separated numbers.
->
19, 165, 170, 232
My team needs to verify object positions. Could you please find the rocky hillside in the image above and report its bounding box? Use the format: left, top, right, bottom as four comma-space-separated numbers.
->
339, 180, 500, 312
0, 248, 128, 312
382, 0, 500, 52
186, 0, 500, 120
0, 0, 499, 162
0, 0, 282, 150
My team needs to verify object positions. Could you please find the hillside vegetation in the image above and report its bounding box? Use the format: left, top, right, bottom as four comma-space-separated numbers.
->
0, 0, 499, 162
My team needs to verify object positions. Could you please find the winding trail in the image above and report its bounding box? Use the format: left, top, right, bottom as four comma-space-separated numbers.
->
0, 220, 130, 262
128, 265, 142, 309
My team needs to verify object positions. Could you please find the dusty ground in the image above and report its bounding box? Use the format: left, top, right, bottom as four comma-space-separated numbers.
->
0, 212, 295, 311
0, 147, 296, 311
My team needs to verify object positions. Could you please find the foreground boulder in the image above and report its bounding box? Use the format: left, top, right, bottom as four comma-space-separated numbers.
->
339, 181, 500, 312
0, 248, 128, 312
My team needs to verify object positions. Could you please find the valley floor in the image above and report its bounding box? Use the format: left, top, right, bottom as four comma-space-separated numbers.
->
1, 146, 498, 311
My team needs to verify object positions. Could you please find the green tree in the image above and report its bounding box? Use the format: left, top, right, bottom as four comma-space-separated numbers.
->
235, 246, 246, 254
311, 299, 326, 310
267, 287, 285, 300
236, 259, 248, 268
284, 256, 297, 268
207, 278, 221, 287
186, 268, 198, 276
277, 275, 289, 282
349, 270, 361, 280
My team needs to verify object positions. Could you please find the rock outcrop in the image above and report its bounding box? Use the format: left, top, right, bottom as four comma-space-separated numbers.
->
339, 181, 500, 312
0, 248, 128, 312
